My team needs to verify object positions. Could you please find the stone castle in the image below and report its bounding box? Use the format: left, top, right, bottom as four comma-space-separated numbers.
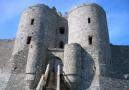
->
0, 3, 129, 90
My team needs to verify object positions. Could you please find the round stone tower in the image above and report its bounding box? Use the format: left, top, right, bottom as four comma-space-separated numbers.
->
23, 5, 58, 90
13, 4, 58, 55
12, 4, 59, 90
68, 3, 111, 89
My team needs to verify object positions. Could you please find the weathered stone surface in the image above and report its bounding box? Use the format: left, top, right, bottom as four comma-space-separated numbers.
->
0, 40, 14, 90
64, 43, 82, 90
5, 48, 28, 90
68, 3, 111, 89
0, 3, 129, 90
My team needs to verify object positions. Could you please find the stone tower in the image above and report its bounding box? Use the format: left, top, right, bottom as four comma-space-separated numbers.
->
5, 3, 117, 90
67, 3, 111, 89
7, 4, 68, 90
14, 4, 59, 90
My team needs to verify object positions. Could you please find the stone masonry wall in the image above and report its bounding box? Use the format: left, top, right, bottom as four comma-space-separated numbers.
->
0, 3, 129, 90
109, 45, 129, 80
0, 40, 14, 90
68, 3, 111, 89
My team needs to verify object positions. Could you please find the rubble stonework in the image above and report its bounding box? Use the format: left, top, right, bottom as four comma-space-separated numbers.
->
0, 3, 129, 90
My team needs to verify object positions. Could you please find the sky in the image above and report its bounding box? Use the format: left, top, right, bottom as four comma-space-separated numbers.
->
0, 0, 129, 45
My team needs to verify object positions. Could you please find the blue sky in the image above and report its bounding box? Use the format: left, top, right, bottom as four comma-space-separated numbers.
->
0, 0, 129, 45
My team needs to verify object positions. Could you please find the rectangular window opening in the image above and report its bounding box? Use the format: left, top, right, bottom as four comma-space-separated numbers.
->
59, 41, 64, 48
88, 18, 91, 23
31, 19, 34, 25
88, 36, 92, 45
26, 36, 32, 44
59, 27, 65, 34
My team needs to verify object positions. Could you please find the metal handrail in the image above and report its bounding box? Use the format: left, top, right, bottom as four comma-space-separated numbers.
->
56, 64, 60, 90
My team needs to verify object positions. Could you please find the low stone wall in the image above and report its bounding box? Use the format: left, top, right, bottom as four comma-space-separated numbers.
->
100, 76, 129, 90
110, 45, 129, 80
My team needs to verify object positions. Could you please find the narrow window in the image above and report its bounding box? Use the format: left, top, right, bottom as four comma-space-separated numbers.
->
26, 36, 32, 44
59, 41, 64, 48
88, 36, 92, 45
88, 18, 91, 23
59, 27, 65, 34
31, 19, 34, 25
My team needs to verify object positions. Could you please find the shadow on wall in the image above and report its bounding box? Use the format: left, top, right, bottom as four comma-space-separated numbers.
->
80, 48, 95, 89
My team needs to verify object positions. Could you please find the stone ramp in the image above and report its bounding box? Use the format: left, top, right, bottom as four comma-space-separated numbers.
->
5, 48, 28, 90
0, 40, 14, 90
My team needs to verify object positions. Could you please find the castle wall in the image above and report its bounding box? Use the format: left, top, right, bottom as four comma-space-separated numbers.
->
0, 40, 129, 90
110, 45, 129, 80
56, 17, 68, 48
6, 48, 28, 90
0, 2, 129, 90
0, 40, 14, 90
99, 76, 129, 90
68, 3, 111, 89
